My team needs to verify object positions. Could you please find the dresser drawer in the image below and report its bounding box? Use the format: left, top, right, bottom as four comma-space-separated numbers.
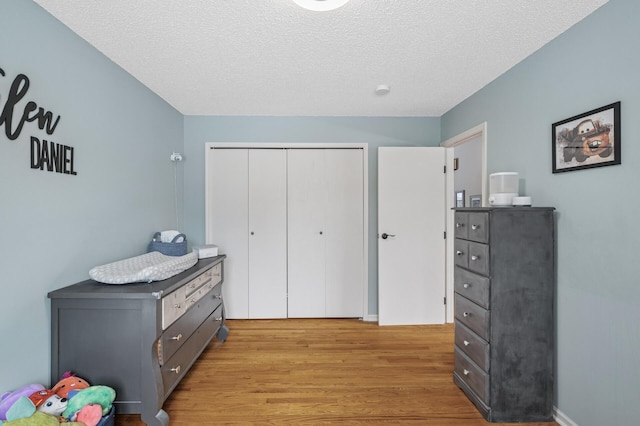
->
455, 321, 490, 371
455, 347, 489, 405
185, 269, 212, 297
467, 241, 489, 276
160, 283, 223, 363
454, 267, 490, 309
210, 262, 222, 286
455, 295, 490, 341
454, 239, 469, 269
467, 212, 489, 243
161, 286, 187, 330
161, 304, 223, 397
454, 212, 469, 239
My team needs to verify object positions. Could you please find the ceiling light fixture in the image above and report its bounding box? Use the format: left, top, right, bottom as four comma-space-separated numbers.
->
293, 0, 350, 12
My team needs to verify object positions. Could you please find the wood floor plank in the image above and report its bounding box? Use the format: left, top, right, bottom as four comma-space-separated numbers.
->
116, 319, 557, 425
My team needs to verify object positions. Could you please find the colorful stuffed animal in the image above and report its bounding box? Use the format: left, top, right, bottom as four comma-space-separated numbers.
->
27, 390, 67, 417
51, 373, 90, 400
0, 385, 45, 421
62, 385, 115, 422
0, 396, 83, 426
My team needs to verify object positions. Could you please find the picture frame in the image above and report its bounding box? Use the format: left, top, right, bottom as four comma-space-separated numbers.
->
455, 190, 465, 208
469, 194, 482, 207
552, 101, 621, 173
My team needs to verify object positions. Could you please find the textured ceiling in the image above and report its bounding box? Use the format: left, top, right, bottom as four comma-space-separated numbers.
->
33, 0, 608, 117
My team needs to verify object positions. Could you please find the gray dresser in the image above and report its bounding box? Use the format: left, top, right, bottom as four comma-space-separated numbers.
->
453, 208, 555, 422
48, 255, 227, 426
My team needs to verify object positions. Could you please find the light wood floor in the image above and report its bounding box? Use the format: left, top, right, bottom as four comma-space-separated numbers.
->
116, 319, 557, 425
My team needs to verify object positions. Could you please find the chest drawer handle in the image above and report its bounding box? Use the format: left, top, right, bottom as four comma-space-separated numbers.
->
463, 312, 470, 318
471, 255, 480, 261
471, 224, 479, 230
215, 316, 223, 321
170, 365, 181, 375
463, 369, 470, 376
456, 250, 464, 256
215, 294, 222, 300
463, 283, 470, 289
455, 223, 464, 228
463, 340, 470, 346
170, 333, 183, 342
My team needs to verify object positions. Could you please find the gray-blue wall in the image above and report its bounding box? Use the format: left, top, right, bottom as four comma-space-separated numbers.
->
1, 0, 184, 389
182, 116, 441, 315
442, 0, 637, 424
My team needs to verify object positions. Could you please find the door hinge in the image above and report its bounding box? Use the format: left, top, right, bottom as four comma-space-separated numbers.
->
443, 165, 446, 173
444, 231, 446, 239
444, 297, 447, 305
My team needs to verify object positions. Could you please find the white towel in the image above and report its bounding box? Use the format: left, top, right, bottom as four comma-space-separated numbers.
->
160, 230, 182, 243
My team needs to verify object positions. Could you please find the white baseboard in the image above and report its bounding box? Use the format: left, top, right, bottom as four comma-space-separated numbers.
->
363, 314, 378, 322
554, 406, 579, 426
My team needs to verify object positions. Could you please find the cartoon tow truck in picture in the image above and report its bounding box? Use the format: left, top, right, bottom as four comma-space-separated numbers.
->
559, 118, 613, 163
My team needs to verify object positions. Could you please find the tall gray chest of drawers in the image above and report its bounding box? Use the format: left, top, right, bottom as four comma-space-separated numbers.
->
453, 208, 555, 422
48, 255, 226, 426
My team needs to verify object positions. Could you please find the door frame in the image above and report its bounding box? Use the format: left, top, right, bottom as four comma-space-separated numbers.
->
440, 122, 488, 323
205, 142, 369, 321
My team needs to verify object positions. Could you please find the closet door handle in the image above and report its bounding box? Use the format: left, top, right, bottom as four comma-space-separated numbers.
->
381, 233, 395, 239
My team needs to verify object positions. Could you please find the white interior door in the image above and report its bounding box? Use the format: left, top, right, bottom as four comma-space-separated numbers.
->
248, 149, 287, 318
287, 149, 326, 317
206, 148, 249, 319
378, 147, 446, 325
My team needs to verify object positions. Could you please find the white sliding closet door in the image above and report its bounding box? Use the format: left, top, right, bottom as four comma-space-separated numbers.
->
287, 149, 364, 318
206, 148, 249, 319
206, 148, 287, 319
287, 149, 327, 317
248, 149, 288, 318
325, 149, 364, 317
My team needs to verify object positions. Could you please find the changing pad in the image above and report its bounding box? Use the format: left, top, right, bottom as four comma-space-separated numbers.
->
89, 251, 198, 284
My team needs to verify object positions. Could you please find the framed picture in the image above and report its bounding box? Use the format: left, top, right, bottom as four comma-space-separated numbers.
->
455, 190, 465, 208
469, 194, 482, 207
552, 101, 621, 173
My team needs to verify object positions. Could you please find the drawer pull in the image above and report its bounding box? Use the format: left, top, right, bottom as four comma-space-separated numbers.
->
215, 316, 223, 321
170, 365, 181, 375
463, 369, 470, 376
463, 312, 470, 318
170, 334, 183, 342
456, 250, 464, 256
463, 283, 470, 289
463, 340, 470, 346
471, 255, 479, 261
456, 223, 464, 228
173, 303, 181, 309
215, 294, 222, 300
471, 224, 479, 230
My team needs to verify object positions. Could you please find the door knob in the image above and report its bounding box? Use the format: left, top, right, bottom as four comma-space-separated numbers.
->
381, 233, 396, 239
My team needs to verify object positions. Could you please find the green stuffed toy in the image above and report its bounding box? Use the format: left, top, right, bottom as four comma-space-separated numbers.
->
61, 385, 115, 422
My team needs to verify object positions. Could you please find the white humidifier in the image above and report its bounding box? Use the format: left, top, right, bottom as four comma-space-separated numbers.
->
489, 172, 519, 207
